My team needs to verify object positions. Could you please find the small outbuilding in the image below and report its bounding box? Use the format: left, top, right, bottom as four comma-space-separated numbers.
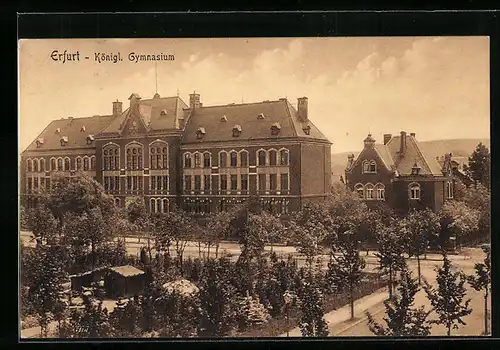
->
70, 267, 109, 292
104, 265, 146, 299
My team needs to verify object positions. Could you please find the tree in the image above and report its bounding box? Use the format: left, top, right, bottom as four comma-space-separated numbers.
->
156, 289, 200, 337
150, 213, 173, 257
439, 201, 480, 248
20, 205, 31, 231
68, 294, 113, 338
405, 209, 440, 284
205, 210, 233, 258
423, 252, 472, 336
109, 297, 142, 337
467, 248, 491, 335
467, 142, 490, 189
327, 230, 366, 319
297, 268, 329, 337
198, 259, 237, 337
375, 222, 407, 299
127, 197, 151, 259
27, 201, 59, 247
367, 264, 431, 336
236, 293, 271, 331
456, 182, 491, 245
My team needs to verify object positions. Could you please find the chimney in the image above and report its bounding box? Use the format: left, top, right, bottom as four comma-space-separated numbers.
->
297, 97, 308, 121
399, 131, 407, 155
347, 153, 355, 168
128, 93, 141, 108
189, 92, 201, 109
383, 134, 392, 145
410, 132, 416, 138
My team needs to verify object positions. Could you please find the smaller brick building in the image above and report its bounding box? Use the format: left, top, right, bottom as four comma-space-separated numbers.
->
344, 131, 454, 213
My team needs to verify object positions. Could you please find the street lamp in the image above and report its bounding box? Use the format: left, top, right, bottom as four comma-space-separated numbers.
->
283, 291, 293, 337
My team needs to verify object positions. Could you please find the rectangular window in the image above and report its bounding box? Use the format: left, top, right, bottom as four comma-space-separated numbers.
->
195, 175, 202, 191
195, 153, 201, 167
127, 176, 132, 191
270, 174, 277, 191
27, 178, 32, 192
163, 176, 168, 192
162, 154, 168, 169
203, 154, 211, 168
220, 175, 227, 191
240, 152, 248, 167
204, 175, 211, 191
231, 175, 238, 190
241, 174, 248, 191
40, 177, 46, 190
184, 175, 192, 191
34, 177, 38, 190
151, 176, 156, 191
258, 174, 266, 191
157, 176, 162, 191
104, 177, 110, 191
151, 155, 157, 169
280, 173, 289, 192
115, 176, 120, 191
230, 153, 237, 167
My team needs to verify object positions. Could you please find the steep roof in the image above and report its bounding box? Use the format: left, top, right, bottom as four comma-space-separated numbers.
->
386, 135, 444, 176
100, 96, 188, 135
24, 115, 114, 152
182, 99, 330, 143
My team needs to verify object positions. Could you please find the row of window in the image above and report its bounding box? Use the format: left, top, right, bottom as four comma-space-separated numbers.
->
103, 175, 170, 193
354, 183, 386, 200
150, 198, 170, 213
26, 177, 47, 192
183, 148, 290, 168
184, 173, 290, 192
362, 160, 377, 174
182, 198, 290, 215
26, 157, 96, 172
102, 141, 168, 171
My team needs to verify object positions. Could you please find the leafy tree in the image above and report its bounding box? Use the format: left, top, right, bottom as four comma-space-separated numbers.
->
456, 182, 491, 245
20, 205, 31, 231
467, 248, 491, 335
367, 264, 431, 336
375, 222, 407, 299
236, 293, 271, 331
467, 142, 490, 189
297, 268, 329, 337
327, 230, 366, 319
423, 252, 472, 336
198, 259, 237, 337
127, 197, 151, 258
68, 294, 113, 338
150, 213, 173, 257
405, 209, 440, 284
439, 201, 480, 248
205, 210, 233, 258
156, 290, 200, 337
27, 201, 59, 247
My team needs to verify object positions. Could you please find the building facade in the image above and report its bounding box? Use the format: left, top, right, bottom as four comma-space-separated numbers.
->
344, 131, 454, 213
20, 92, 332, 215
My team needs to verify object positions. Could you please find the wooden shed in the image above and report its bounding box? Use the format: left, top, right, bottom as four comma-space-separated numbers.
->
103, 265, 146, 299
70, 267, 109, 292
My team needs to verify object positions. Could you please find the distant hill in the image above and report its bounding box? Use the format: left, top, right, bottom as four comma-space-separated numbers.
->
331, 138, 490, 182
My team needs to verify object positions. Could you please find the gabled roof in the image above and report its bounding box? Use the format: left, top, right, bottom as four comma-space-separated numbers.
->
182, 99, 330, 143
109, 265, 145, 277
100, 96, 188, 135
24, 115, 114, 152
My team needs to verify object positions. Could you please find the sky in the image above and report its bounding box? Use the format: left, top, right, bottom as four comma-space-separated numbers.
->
18, 37, 490, 153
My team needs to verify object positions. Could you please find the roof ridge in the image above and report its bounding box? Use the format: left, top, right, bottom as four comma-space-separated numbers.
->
408, 136, 434, 174
197, 100, 284, 109
284, 100, 299, 137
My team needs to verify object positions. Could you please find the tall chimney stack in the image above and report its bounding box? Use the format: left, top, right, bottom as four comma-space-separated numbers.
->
189, 92, 201, 110
112, 100, 123, 117
410, 132, 416, 138
400, 131, 407, 155
297, 97, 308, 121
383, 134, 392, 145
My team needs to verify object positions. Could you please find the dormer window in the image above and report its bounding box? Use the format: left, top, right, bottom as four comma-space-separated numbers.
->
220, 115, 227, 122
232, 125, 242, 137
86, 134, 94, 145
302, 124, 311, 135
411, 162, 421, 176
257, 113, 265, 120
36, 138, 44, 148
55, 128, 61, 134
271, 122, 282, 136
196, 127, 206, 139
81, 126, 86, 132
160, 109, 168, 116
60, 136, 68, 146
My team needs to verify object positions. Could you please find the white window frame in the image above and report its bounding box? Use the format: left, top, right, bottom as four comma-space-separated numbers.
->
409, 182, 421, 200
375, 183, 385, 200
278, 148, 290, 166
365, 183, 375, 200
354, 183, 365, 199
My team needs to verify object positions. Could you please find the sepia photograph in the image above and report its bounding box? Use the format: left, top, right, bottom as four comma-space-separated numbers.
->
18, 37, 491, 339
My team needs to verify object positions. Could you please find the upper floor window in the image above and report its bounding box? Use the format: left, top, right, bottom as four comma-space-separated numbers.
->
103, 144, 120, 171
194, 153, 202, 168
365, 183, 375, 200
258, 150, 266, 166
76, 157, 83, 170
90, 156, 96, 170
32, 159, 38, 172
219, 151, 227, 168
363, 160, 377, 174
230, 151, 238, 167
269, 150, 277, 166
409, 182, 421, 200
150, 142, 168, 170
446, 181, 453, 199
126, 143, 143, 170
83, 157, 89, 171
184, 153, 192, 168
240, 151, 248, 167
64, 157, 70, 171
354, 183, 364, 199
203, 153, 211, 168
51, 158, 56, 171
40, 159, 46, 172
376, 183, 385, 200
57, 158, 63, 171
279, 149, 289, 166
26, 159, 32, 172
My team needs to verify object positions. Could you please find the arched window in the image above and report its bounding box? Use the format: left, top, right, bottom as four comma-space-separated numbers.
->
162, 199, 169, 213
26, 159, 32, 172
354, 183, 364, 199
126, 143, 143, 170
365, 183, 375, 200
64, 157, 70, 171
90, 156, 96, 170
363, 160, 377, 174
76, 157, 83, 170
57, 158, 63, 171
103, 144, 120, 171
375, 183, 385, 200
184, 153, 192, 168
50, 158, 56, 171
369, 160, 377, 173
83, 157, 89, 171
269, 150, 277, 166
114, 198, 120, 207
156, 198, 162, 213
40, 159, 45, 172
239, 150, 248, 167
409, 182, 421, 200
203, 152, 211, 168
194, 153, 202, 167
258, 150, 266, 166
230, 151, 237, 167
150, 142, 168, 169
32, 159, 39, 172
279, 149, 289, 166
446, 181, 453, 199
219, 151, 227, 168
150, 198, 156, 213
